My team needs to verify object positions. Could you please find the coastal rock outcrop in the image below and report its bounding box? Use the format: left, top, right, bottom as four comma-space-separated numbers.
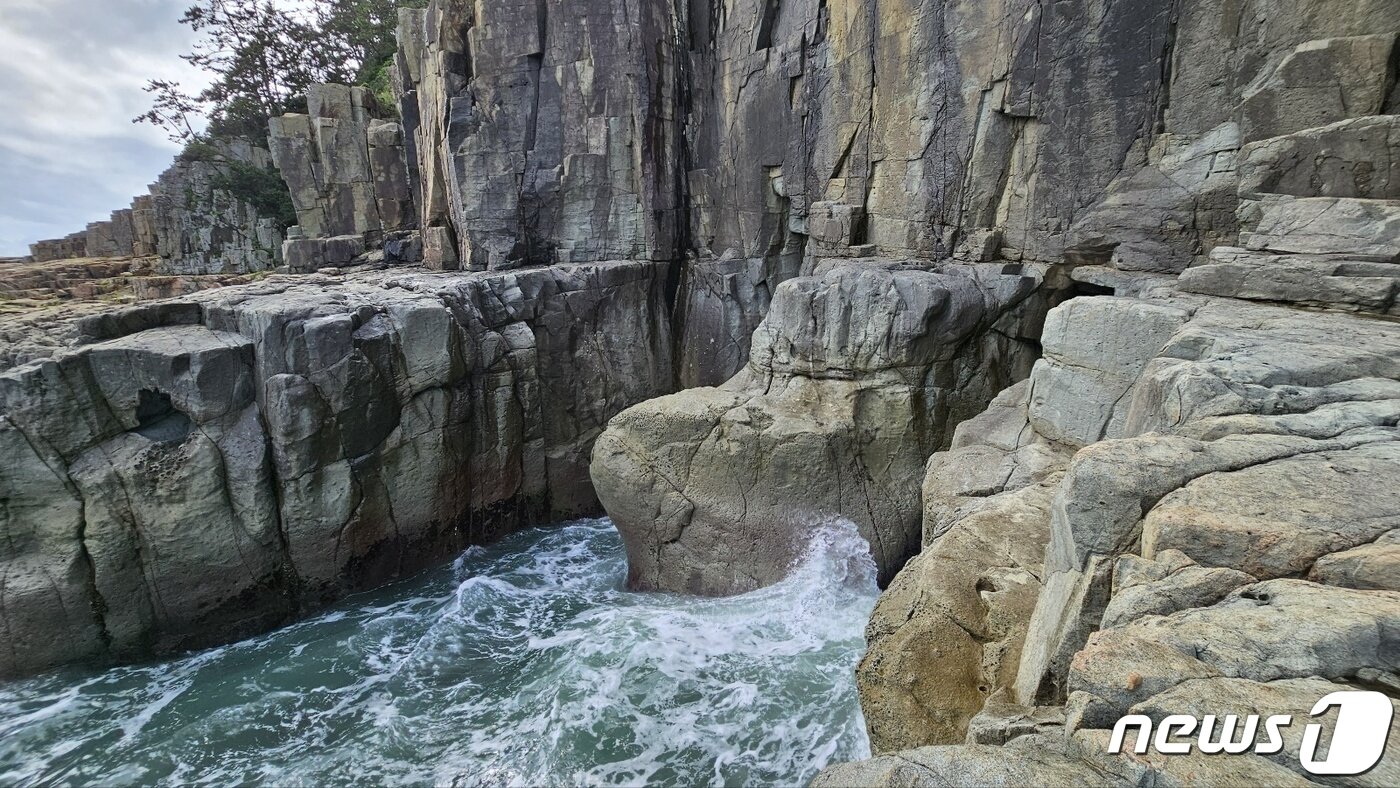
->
819, 64, 1400, 785
28, 140, 286, 275
591, 259, 1057, 594
270, 84, 420, 271
821, 281, 1400, 787
390, 1, 685, 272
7, 8, 1400, 766
0, 261, 671, 676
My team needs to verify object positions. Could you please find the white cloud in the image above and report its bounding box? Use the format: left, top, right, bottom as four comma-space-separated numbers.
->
0, 0, 214, 255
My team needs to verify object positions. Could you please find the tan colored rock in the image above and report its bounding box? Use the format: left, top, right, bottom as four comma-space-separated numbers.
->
1102, 551, 1255, 629
811, 737, 1112, 788
1310, 530, 1400, 591
593, 261, 1050, 595
1128, 676, 1400, 787
1143, 441, 1400, 579
1069, 580, 1400, 718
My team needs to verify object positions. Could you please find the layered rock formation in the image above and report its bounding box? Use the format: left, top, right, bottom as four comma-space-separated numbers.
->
270, 84, 420, 272
28, 140, 285, 275
592, 259, 1058, 593
820, 285, 1400, 785
0, 262, 670, 676
7, 12, 1400, 780
802, 4, 1400, 778
390, 1, 685, 272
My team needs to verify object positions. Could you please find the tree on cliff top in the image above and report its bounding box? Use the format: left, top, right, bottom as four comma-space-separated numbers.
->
135, 0, 425, 145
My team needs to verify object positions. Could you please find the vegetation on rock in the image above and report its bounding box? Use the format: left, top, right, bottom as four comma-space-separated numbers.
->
135, 0, 425, 146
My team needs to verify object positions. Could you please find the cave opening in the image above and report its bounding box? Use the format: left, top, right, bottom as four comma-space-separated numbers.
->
134, 389, 194, 444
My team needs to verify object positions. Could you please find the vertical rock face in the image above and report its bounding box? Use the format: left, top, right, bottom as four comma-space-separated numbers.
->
0, 261, 672, 677
392, 0, 686, 271
591, 259, 1057, 594
9, 3, 1400, 746
28, 233, 89, 262
27, 141, 286, 275
270, 84, 417, 240
807, 2, 1400, 779
377, 0, 1396, 386
590, 0, 1400, 586
148, 141, 287, 275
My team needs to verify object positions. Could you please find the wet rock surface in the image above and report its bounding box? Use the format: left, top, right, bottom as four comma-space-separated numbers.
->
592, 259, 1054, 596
5, 6, 1400, 781
0, 262, 671, 676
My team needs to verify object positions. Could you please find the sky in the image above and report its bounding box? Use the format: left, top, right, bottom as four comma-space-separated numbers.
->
0, 0, 210, 256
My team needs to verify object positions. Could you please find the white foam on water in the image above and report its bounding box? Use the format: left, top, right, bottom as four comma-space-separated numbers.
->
0, 518, 878, 787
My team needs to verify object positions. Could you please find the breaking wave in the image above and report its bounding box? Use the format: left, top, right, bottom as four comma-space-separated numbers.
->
0, 518, 878, 786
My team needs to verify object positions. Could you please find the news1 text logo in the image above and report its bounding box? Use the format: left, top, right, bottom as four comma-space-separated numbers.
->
1109, 690, 1393, 776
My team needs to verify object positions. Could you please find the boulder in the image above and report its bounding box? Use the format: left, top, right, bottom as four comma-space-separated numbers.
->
593, 260, 1052, 595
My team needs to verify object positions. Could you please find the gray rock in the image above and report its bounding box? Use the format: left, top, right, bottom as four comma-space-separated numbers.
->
1178, 247, 1400, 315
1238, 116, 1400, 200
593, 260, 1051, 596
1068, 727, 1318, 788
0, 261, 673, 676
811, 739, 1112, 788
1239, 196, 1400, 259
321, 234, 366, 266
1026, 297, 1192, 447
1127, 676, 1400, 788
674, 253, 801, 388
1143, 441, 1400, 579
964, 699, 1065, 747
1102, 551, 1255, 629
1309, 530, 1400, 591
1241, 35, 1398, 144
1068, 580, 1400, 718
269, 86, 417, 241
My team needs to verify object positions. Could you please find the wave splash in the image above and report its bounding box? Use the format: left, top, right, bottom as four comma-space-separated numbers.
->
0, 518, 878, 786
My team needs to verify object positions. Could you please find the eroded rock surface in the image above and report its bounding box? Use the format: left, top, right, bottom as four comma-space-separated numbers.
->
0, 261, 671, 676
822, 285, 1400, 787
29, 140, 286, 275
592, 259, 1054, 595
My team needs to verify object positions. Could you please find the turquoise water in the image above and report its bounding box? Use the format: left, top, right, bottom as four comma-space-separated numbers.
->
0, 518, 877, 786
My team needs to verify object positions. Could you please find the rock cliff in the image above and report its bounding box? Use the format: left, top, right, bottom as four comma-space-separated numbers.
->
29, 140, 285, 275
4, 5, 1400, 778
0, 262, 670, 676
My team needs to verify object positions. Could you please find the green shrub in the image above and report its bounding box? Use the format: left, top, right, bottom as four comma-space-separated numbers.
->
364, 56, 398, 117
213, 161, 298, 230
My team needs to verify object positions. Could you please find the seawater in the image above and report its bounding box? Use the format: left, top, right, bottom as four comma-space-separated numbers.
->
0, 518, 878, 786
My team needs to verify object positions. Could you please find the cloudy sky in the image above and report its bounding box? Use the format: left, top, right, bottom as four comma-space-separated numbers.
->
0, 0, 209, 256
